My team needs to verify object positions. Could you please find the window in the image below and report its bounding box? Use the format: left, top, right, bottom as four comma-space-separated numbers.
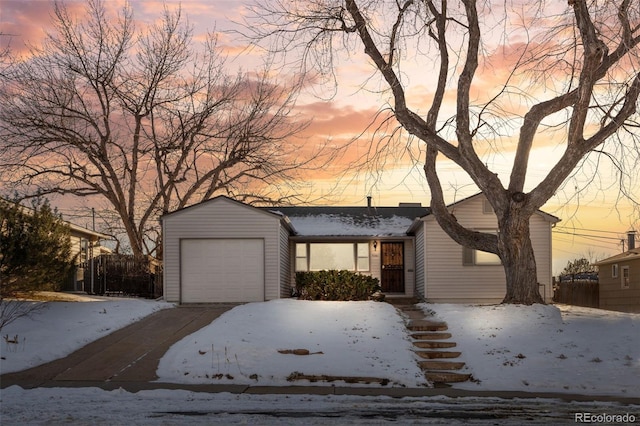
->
622, 266, 630, 289
475, 250, 502, 265
462, 230, 501, 266
310, 243, 355, 271
612, 264, 619, 278
295, 244, 307, 271
295, 242, 370, 272
357, 243, 370, 271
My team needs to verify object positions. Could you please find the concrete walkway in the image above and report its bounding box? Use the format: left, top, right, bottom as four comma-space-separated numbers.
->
2, 305, 639, 406
0, 305, 235, 389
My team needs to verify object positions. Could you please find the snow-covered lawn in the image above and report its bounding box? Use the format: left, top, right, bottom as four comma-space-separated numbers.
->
2, 296, 639, 424
157, 299, 426, 387
429, 303, 640, 397
2, 296, 639, 397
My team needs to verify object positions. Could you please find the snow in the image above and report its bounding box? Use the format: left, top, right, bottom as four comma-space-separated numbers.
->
287, 214, 414, 236
1, 296, 639, 423
0, 295, 170, 374
2, 387, 636, 425
429, 303, 640, 397
156, 299, 427, 387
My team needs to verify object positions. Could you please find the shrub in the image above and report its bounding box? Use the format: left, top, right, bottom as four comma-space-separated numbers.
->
295, 270, 381, 301
0, 197, 75, 298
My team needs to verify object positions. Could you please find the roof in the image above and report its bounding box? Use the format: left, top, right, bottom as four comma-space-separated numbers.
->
162, 195, 283, 220
262, 205, 430, 237
0, 197, 110, 240
593, 249, 640, 266
441, 193, 561, 223
161, 195, 296, 233
163, 192, 560, 238
68, 223, 111, 240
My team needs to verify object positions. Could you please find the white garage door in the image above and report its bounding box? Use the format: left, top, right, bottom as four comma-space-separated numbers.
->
181, 239, 264, 303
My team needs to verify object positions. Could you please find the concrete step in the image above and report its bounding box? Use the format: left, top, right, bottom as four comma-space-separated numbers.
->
413, 341, 457, 349
425, 371, 471, 384
386, 297, 420, 306
415, 351, 461, 359
411, 332, 452, 340
401, 310, 428, 320
395, 304, 422, 310
407, 320, 448, 332
418, 360, 466, 371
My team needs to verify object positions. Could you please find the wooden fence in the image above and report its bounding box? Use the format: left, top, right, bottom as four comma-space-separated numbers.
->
84, 254, 162, 299
553, 275, 599, 308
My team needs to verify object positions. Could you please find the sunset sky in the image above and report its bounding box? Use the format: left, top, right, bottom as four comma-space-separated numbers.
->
1, 0, 638, 274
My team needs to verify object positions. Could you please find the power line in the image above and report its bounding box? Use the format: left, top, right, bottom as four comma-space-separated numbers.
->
553, 230, 627, 241
554, 226, 633, 235
554, 235, 620, 246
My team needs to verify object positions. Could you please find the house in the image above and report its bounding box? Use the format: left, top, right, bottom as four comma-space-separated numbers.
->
0, 197, 110, 293
593, 231, 640, 313
161, 193, 559, 304
409, 194, 559, 304
66, 223, 111, 293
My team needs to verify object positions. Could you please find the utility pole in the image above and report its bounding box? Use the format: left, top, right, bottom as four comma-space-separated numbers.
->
91, 207, 95, 294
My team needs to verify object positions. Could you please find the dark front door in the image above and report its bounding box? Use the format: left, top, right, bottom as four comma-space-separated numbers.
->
381, 242, 404, 293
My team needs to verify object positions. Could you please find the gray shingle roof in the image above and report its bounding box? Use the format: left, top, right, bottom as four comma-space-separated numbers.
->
260, 205, 430, 237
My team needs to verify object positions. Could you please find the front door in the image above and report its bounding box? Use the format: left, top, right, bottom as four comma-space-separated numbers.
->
381, 242, 404, 293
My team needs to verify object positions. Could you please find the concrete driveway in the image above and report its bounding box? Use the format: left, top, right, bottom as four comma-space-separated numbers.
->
0, 305, 235, 389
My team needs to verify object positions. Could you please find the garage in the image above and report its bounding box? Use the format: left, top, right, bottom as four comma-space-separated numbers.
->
180, 239, 265, 303
162, 195, 293, 303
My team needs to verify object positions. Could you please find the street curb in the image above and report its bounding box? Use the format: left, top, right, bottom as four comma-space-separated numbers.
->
6, 381, 638, 405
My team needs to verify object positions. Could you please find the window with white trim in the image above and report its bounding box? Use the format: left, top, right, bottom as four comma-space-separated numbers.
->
612, 264, 619, 278
295, 244, 307, 271
295, 242, 370, 272
621, 266, 630, 289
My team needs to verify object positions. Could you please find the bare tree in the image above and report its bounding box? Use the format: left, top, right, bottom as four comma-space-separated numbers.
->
245, 0, 640, 304
0, 0, 316, 257
0, 300, 47, 333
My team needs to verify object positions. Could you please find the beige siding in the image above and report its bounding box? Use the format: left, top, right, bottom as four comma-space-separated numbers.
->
69, 235, 84, 265
530, 216, 554, 303
279, 223, 291, 298
414, 226, 426, 300
162, 197, 284, 303
599, 260, 640, 313
404, 239, 415, 297
424, 195, 555, 303
370, 240, 381, 281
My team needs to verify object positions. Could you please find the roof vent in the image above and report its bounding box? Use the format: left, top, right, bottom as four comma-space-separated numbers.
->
399, 202, 422, 208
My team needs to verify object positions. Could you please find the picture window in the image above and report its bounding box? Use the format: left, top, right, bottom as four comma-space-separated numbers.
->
295, 242, 370, 272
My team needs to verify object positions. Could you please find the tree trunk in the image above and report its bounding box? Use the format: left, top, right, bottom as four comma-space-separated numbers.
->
498, 213, 543, 305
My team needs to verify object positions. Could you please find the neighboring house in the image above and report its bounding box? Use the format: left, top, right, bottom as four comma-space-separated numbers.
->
66, 223, 111, 293
162, 193, 559, 304
0, 197, 110, 292
593, 231, 640, 313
